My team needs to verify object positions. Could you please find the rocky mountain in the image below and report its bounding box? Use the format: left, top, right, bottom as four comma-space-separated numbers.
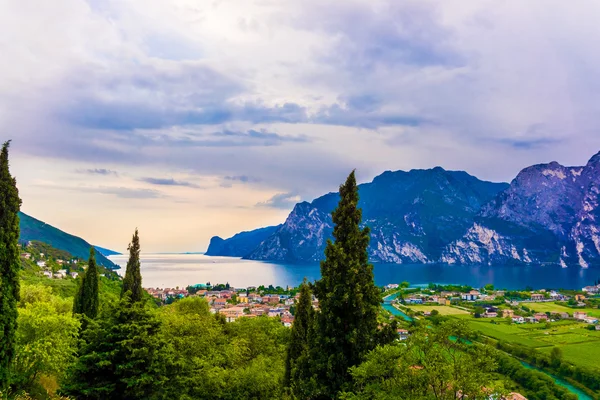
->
209, 168, 509, 262
205, 225, 281, 257
207, 152, 600, 267
441, 152, 600, 267
19, 212, 119, 269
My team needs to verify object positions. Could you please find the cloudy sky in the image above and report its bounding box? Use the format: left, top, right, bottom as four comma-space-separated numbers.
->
3, 0, 600, 252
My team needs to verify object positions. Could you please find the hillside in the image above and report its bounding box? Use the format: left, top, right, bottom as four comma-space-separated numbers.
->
19, 212, 119, 269
205, 225, 281, 257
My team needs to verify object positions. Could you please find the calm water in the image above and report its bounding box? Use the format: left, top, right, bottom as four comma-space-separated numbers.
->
108, 254, 599, 290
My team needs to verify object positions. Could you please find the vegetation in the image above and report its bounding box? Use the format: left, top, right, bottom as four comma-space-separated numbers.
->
72, 248, 99, 320
121, 229, 143, 302
0, 141, 22, 393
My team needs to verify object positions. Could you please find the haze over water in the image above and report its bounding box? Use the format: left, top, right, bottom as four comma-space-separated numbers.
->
109, 254, 599, 290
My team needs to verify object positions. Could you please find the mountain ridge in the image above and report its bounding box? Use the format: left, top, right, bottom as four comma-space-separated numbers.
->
207, 152, 600, 267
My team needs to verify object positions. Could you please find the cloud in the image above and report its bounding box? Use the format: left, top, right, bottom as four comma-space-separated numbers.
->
86, 186, 163, 199
223, 175, 261, 183
139, 177, 201, 188
77, 168, 119, 176
256, 192, 302, 209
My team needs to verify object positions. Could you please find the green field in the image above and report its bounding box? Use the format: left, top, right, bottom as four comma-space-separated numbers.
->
539, 341, 600, 369
406, 305, 470, 315
521, 302, 600, 318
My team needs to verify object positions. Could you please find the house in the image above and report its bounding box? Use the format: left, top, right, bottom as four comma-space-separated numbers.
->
584, 317, 598, 324
70, 272, 79, 278
461, 290, 480, 301
281, 316, 294, 327
504, 393, 528, 400
596, 325, 600, 331
524, 317, 538, 323
406, 297, 423, 304
268, 296, 280, 305
575, 294, 586, 302
437, 298, 449, 306
512, 316, 525, 324
42, 271, 53, 278
249, 293, 262, 302
574, 311, 588, 320
284, 298, 295, 306
238, 296, 248, 304
502, 309, 515, 318
385, 284, 399, 290
36, 261, 46, 268
533, 313, 548, 322
213, 298, 227, 309
20, 253, 31, 259
553, 312, 570, 319
530, 293, 544, 301
397, 329, 410, 340
582, 286, 599, 294
219, 307, 246, 322
483, 311, 498, 318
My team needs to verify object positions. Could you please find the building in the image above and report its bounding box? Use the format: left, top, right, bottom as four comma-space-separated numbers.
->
512, 316, 525, 324
584, 317, 598, 324
553, 312, 570, 319
582, 286, 599, 293
20, 253, 31, 259
42, 271, 53, 278
36, 260, 46, 268
397, 329, 410, 340
505, 393, 528, 400
596, 325, 600, 331
437, 297, 449, 306
461, 290, 480, 301
385, 284, 399, 290
219, 307, 246, 322
575, 294, 586, 302
533, 313, 548, 322
70, 272, 79, 278
573, 311, 588, 320
502, 309, 514, 318
530, 293, 544, 301
281, 316, 294, 327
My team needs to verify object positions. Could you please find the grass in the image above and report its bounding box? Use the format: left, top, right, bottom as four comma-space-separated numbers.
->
539, 341, 600, 369
406, 305, 470, 315
521, 302, 600, 318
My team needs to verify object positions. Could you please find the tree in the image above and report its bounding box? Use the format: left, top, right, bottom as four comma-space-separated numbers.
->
122, 229, 143, 302
61, 297, 169, 399
285, 279, 314, 396
484, 283, 495, 292
310, 170, 384, 397
73, 247, 100, 319
0, 141, 22, 392
550, 347, 563, 368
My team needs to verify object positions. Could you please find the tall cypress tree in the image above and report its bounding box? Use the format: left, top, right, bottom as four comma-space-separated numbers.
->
73, 247, 100, 319
311, 170, 382, 398
122, 229, 143, 302
284, 278, 314, 394
0, 141, 21, 392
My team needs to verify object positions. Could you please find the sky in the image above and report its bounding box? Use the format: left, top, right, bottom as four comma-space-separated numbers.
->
3, 0, 600, 253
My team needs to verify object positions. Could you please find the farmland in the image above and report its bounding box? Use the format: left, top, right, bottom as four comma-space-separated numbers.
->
521, 302, 600, 318
405, 305, 470, 315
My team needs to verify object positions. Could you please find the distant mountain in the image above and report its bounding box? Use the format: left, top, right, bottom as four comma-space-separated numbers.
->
442, 151, 600, 267
205, 225, 281, 257
19, 212, 119, 269
93, 245, 122, 257
207, 151, 600, 267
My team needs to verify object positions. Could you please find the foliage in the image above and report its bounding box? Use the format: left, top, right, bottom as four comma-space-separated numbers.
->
61, 297, 169, 400
0, 141, 22, 392
342, 320, 499, 400
121, 229, 143, 303
310, 171, 388, 398
285, 279, 313, 396
73, 248, 99, 319
11, 284, 79, 394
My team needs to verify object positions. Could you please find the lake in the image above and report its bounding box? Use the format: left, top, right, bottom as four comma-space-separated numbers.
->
108, 253, 599, 290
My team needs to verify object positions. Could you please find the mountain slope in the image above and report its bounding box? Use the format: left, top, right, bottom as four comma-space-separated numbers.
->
205, 225, 281, 257
246, 168, 508, 263
441, 152, 600, 267
94, 245, 122, 257
19, 212, 118, 269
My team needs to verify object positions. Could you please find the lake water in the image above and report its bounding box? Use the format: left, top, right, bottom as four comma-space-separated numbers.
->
108, 253, 599, 290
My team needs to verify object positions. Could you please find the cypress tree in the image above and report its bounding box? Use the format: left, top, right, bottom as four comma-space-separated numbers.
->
0, 141, 21, 392
122, 229, 143, 302
311, 170, 382, 398
284, 279, 314, 395
73, 247, 100, 319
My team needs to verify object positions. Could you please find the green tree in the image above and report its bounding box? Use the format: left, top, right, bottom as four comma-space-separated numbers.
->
122, 229, 143, 302
550, 346, 563, 368
61, 297, 169, 399
0, 141, 22, 392
311, 170, 384, 397
73, 247, 100, 319
285, 279, 314, 396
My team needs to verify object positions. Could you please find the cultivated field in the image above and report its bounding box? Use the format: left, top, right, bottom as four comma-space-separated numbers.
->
405, 305, 470, 315
521, 302, 600, 318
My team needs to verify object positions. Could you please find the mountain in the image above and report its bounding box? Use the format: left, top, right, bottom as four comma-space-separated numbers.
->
208, 151, 600, 267
205, 225, 281, 257
210, 168, 508, 263
94, 245, 122, 257
442, 152, 600, 267
19, 212, 119, 269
